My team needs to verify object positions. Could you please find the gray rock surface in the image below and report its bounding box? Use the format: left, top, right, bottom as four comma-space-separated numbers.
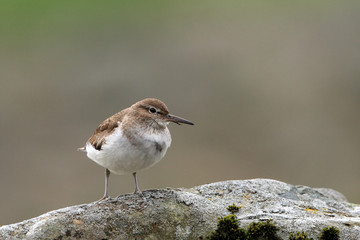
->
1, 179, 360, 239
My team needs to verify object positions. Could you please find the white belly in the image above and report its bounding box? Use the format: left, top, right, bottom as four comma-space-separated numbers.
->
86, 126, 172, 175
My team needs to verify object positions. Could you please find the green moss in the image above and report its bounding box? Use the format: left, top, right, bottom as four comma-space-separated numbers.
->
208, 213, 341, 240
208, 214, 246, 240
319, 226, 340, 240
208, 216, 281, 240
226, 204, 242, 214
289, 231, 313, 240
246, 220, 281, 240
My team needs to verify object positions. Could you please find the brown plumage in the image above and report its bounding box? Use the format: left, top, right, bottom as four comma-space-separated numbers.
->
88, 110, 127, 150
84, 98, 172, 151
78, 98, 194, 197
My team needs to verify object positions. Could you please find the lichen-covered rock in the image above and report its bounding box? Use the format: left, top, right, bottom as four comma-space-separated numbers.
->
1, 179, 360, 239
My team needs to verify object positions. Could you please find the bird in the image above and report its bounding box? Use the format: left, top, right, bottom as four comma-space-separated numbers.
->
78, 98, 194, 199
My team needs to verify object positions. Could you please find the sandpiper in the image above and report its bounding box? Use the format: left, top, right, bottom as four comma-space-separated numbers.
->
78, 98, 194, 199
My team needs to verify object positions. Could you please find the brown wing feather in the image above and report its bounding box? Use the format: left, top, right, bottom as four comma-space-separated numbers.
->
87, 109, 128, 151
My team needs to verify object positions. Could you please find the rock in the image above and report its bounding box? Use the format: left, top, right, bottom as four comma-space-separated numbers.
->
1, 179, 359, 239
314, 187, 348, 202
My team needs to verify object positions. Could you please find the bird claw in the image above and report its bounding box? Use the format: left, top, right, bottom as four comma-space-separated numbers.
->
133, 190, 142, 195
96, 195, 110, 203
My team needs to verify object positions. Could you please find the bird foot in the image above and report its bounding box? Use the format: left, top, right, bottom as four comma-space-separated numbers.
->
133, 190, 142, 195
96, 195, 110, 203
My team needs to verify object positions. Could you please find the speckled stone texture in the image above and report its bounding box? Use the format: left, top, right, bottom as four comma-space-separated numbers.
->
1, 179, 360, 239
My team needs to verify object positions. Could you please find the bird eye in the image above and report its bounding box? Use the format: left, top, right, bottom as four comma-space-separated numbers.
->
149, 107, 157, 113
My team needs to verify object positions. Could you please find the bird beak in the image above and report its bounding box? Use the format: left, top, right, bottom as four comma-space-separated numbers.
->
166, 114, 194, 125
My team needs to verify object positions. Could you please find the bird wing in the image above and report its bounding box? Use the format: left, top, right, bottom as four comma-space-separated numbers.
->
80, 109, 128, 151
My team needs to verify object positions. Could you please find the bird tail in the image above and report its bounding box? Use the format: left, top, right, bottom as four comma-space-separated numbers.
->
77, 146, 87, 152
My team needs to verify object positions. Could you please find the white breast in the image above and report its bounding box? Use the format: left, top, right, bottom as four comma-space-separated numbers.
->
86, 124, 172, 175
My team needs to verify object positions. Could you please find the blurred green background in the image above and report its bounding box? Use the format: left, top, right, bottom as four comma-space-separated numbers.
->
1, 0, 360, 225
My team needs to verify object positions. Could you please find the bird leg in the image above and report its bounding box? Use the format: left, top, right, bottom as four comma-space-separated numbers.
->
133, 172, 141, 194
98, 168, 110, 201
